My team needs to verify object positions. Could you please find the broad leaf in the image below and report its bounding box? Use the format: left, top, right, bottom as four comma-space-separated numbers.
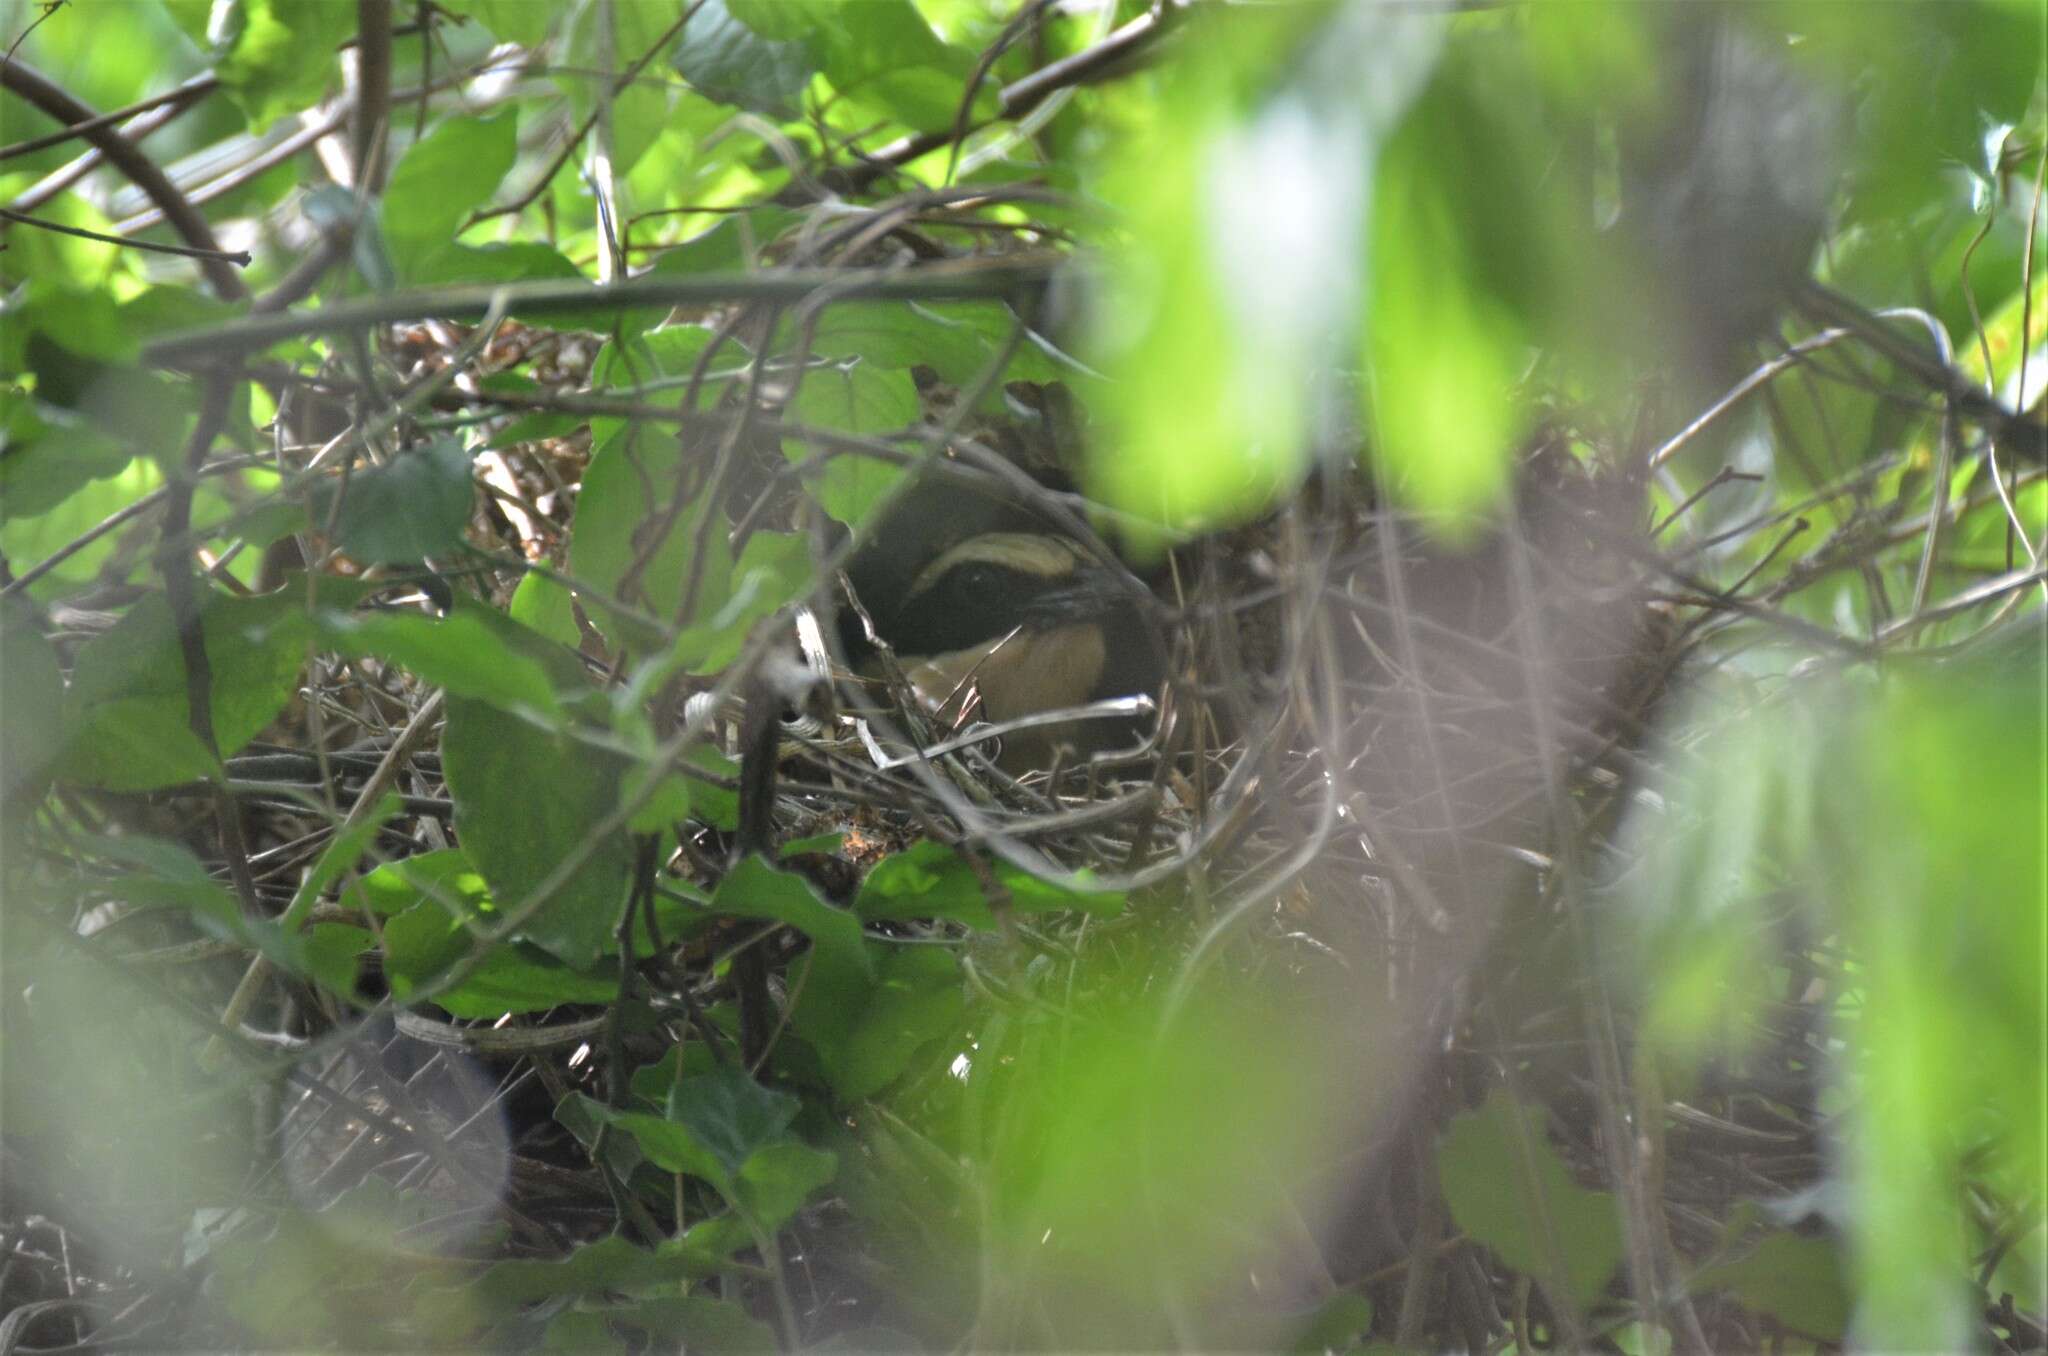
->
1437, 1090, 1623, 1313
441, 696, 631, 970
59, 591, 313, 790
313, 438, 475, 566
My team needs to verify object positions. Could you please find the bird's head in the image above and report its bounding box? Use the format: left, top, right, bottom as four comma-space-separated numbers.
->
844, 529, 1161, 770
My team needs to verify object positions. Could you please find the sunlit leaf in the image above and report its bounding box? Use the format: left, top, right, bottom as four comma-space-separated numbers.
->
1087, 5, 1440, 541
1693, 1230, 1851, 1341
214, 0, 353, 129
383, 113, 519, 262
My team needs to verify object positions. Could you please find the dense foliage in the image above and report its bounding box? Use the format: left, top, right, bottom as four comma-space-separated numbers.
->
1, 1, 2042, 1351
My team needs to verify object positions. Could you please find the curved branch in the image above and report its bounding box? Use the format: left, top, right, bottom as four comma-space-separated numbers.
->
0, 57, 249, 301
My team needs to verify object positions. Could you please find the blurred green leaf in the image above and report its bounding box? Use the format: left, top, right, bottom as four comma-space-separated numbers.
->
0, 600, 65, 829
468, 0, 554, 47
1087, 5, 1440, 540
1289, 1292, 1376, 1354
856, 838, 1125, 928
475, 1233, 713, 1310
0, 456, 157, 597
0, 399, 133, 521
213, 0, 354, 129
728, 0, 834, 43
1438, 1090, 1623, 1313
1791, 3, 2042, 227
543, 1295, 778, 1353
792, 941, 963, 1100
1693, 1231, 1851, 1341
3, 939, 259, 1286
812, 0, 995, 132
1625, 636, 2045, 1349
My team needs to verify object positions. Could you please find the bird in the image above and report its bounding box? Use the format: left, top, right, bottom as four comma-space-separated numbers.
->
838, 512, 1163, 773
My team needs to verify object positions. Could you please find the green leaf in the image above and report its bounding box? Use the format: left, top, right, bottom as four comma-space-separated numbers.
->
342, 847, 488, 918
1289, 1292, 1376, 1353
10, 283, 135, 365
314, 438, 475, 565
1692, 1231, 1850, 1342
1437, 1090, 1623, 1313
279, 793, 401, 930
0, 399, 133, 522
212, 0, 355, 129
474, 1234, 711, 1311
509, 570, 582, 648
568, 425, 717, 643
67, 832, 239, 928
1365, 63, 1544, 528
727, 0, 832, 42
382, 113, 518, 260
671, 528, 811, 674
590, 1107, 724, 1182
680, 744, 740, 830
812, 0, 994, 133
732, 1139, 838, 1232
1085, 6, 1439, 540
544, 1296, 778, 1353
404, 928, 619, 1017
468, 0, 555, 47
1, 600, 67, 825
790, 941, 963, 1100
318, 604, 565, 723
665, 1063, 802, 1180
441, 696, 631, 970
616, 215, 797, 337
785, 363, 915, 526
670, 0, 816, 118
711, 856, 872, 985
807, 300, 1062, 388
591, 324, 727, 407
67, 833, 357, 992
58, 591, 312, 791
484, 373, 585, 449
578, 1072, 836, 1230
856, 839, 1125, 928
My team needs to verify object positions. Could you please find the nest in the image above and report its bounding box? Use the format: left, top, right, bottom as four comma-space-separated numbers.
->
9, 266, 2040, 1351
